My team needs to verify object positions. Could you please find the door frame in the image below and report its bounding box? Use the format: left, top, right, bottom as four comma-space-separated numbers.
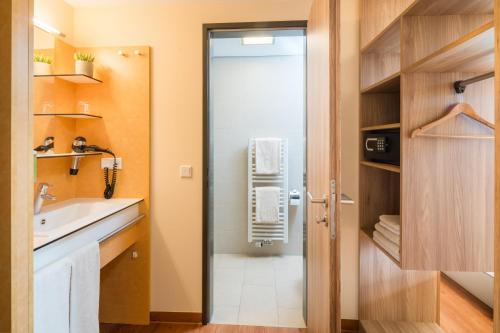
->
202, 20, 308, 325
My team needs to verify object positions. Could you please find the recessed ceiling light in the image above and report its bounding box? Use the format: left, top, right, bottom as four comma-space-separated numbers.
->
33, 18, 66, 37
241, 36, 274, 45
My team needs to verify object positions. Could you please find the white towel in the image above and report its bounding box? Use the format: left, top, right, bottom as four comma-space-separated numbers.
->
69, 242, 100, 333
255, 186, 281, 223
255, 138, 281, 175
379, 215, 401, 234
375, 222, 400, 245
373, 230, 400, 261
34, 259, 72, 333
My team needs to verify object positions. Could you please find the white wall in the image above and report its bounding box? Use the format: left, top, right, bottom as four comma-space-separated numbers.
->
340, 0, 360, 320
72, 0, 312, 313
444, 272, 494, 308
211, 53, 305, 255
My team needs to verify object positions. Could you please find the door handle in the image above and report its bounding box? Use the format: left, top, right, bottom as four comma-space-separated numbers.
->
315, 213, 328, 225
307, 192, 328, 208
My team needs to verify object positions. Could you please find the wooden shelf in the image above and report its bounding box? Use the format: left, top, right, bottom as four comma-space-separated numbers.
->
404, 21, 494, 73
361, 123, 400, 132
361, 161, 400, 173
361, 17, 401, 54
34, 74, 103, 84
36, 152, 102, 159
361, 229, 401, 267
361, 72, 400, 94
34, 113, 102, 119
406, 0, 493, 16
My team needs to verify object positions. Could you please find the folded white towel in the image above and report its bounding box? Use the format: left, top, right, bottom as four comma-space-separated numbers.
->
373, 230, 400, 261
255, 186, 281, 223
34, 259, 72, 333
255, 138, 281, 175
69, 242, 100, 333
379, 215, 401, 234
375, 222, 400, 245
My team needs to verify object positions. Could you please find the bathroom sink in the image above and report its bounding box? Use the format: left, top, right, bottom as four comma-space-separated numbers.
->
34, 198, 143, 271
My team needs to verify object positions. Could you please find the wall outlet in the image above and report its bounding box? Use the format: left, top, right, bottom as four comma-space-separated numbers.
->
101, 157, 123, 169
180, 165, 193, 178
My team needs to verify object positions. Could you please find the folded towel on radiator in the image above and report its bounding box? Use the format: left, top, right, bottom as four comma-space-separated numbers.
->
34, 258, 72, 333
379, 214, 401, 235
375, 222, 400, 245
255, 186, 281, 223
373, 230, 400, 261
255, 138, 281, 174
69, 242, 100, 333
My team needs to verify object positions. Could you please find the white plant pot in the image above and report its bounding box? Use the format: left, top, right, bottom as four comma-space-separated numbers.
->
33, 62, 52, 75
75, 60, 94, 77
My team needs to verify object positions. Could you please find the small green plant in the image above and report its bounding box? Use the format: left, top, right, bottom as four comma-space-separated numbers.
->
33, 54, 52, 65
74, 52, 95, 63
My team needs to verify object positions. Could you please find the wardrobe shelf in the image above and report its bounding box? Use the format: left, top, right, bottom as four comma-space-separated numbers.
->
404, 21, 494, 73
34, 74, 103, 84
36, 152, 102, 159
406, 0, 493, 16
34, 113, 102, 119
361, 123, 400, 132
361, 229, 401, 267
361, 161, 400, 174
361, 17, 401, 54
361, 73, 400, 94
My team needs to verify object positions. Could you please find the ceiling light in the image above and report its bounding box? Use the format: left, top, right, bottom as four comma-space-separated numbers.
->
242, 36, 274, 45
33, 18, 66, 37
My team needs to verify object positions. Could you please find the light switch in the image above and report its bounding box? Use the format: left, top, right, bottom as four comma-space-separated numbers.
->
180, 165, 193, 178
101, 157, 123, 169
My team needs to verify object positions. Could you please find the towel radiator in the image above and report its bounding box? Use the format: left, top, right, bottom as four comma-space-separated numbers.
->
247, 138, 289, 243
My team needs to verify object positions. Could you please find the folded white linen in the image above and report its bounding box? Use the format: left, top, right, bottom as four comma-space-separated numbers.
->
379, 214, 401, 234
255, 186, 281, 223
34, 259, 72, 333
373, 230, 400, 261
375, 222, 400, 245
255, 138, 281, 175
68, 242, 100, 333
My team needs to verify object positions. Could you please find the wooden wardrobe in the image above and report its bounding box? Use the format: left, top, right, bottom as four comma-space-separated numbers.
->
358, 0, 494, 326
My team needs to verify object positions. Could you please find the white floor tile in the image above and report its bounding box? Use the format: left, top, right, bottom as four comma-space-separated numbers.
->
214, 254, 247, 269
212, 306, 239, 325
276, 280, 303, 309
244, 266, 275, 286
278, 307, 306, 328
240, 285, 277, 310
214, 268, 244, 288
238, 306, 278, 326
245, 256, 276, 270
214, 281, 242, 306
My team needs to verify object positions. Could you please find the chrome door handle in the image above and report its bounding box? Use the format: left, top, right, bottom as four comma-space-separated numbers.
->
307, 192, 328, 208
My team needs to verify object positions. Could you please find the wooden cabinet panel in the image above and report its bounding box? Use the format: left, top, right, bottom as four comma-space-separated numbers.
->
359, 232, 439, 322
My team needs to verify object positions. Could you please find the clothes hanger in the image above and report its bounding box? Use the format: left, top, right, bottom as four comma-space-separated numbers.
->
410, 102, 495, 139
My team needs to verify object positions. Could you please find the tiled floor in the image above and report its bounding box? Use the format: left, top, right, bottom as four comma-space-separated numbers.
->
212, 254, 305, 328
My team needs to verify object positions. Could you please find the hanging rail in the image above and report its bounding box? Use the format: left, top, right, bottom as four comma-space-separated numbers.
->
454, 71, 494, 94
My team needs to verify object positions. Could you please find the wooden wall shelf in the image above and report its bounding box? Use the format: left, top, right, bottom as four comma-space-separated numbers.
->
361, 73, 400, 94
34, 113, 102, 119
361, 18, 401, 54
34, 74, 103, 84
361, 161, 401, 174
361, 229, 400, 267
406, 0, 493, 16
404, 21, 494, 73
361, 123, 400, 132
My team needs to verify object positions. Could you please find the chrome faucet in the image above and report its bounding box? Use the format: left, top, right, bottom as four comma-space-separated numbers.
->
34, 183, 56, 214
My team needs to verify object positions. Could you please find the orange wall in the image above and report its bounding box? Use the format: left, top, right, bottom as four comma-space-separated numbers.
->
72, 0, 312, 313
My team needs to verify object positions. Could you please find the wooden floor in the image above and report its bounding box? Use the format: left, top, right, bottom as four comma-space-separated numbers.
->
440, 274, 493, 333
100, 323, 307, 333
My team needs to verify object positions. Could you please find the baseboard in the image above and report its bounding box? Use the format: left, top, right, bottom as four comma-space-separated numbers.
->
150, 311, 202, 323
342, 319, 359, 331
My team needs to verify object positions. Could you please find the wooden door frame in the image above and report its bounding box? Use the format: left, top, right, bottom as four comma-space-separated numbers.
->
0, 0, 34, 332
202, 20, 308, 325
495, 1, 500, 332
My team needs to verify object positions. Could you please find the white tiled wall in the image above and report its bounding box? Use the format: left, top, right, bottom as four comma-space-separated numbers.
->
210, 55, 305, 255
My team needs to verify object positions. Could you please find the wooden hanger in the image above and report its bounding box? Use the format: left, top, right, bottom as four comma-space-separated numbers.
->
410, 102, 495, 139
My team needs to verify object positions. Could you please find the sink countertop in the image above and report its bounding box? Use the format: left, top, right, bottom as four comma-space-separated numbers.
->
33, 198, 143, 250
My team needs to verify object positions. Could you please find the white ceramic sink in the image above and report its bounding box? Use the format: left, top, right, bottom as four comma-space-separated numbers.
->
34, 198, 143, 271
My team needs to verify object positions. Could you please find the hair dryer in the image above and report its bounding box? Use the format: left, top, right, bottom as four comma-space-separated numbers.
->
71, 136, 118, 199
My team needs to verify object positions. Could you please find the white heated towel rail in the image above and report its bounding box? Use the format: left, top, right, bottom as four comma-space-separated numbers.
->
248, 138, 288, 243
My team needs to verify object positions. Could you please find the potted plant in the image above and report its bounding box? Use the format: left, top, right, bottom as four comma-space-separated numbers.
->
33, 54, 52, 75
74, 52, 95, 77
